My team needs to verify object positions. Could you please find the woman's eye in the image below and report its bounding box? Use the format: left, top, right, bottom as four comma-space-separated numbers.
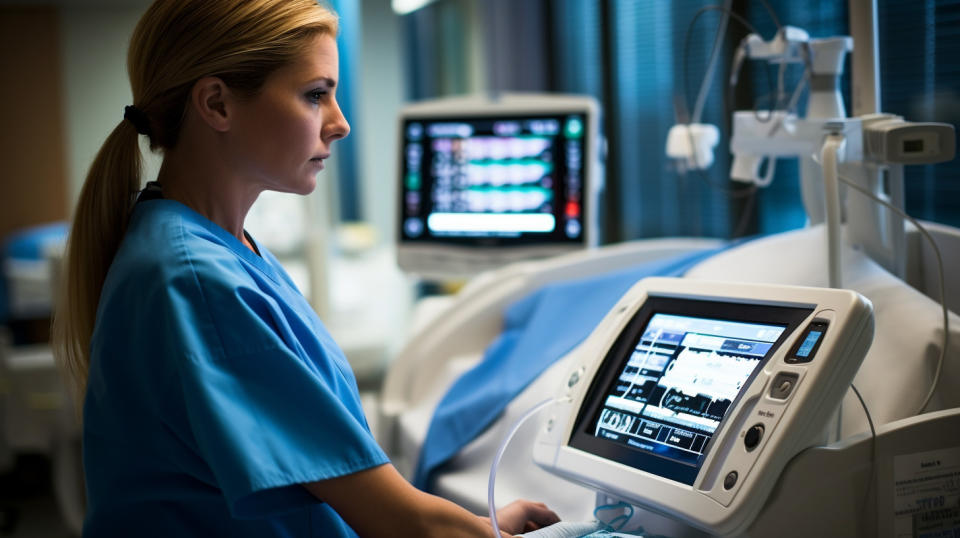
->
306, 90, 327, 103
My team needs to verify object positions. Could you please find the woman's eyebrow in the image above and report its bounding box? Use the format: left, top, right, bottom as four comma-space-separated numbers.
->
307, 76, 337, 89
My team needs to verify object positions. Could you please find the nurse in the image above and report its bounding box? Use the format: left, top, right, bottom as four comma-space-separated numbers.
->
52, 0, 559, 536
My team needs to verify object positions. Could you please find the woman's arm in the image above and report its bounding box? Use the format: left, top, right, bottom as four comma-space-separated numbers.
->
302, 463, 558, 537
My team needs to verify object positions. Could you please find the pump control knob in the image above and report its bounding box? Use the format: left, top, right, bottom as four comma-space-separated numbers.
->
744, 424, 764, 451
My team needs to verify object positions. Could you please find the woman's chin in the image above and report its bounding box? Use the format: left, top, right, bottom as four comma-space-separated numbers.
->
289, 175, 319, 195
295, 182, 317, 196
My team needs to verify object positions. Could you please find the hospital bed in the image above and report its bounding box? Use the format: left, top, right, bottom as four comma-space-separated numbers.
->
377, 223, 960, 537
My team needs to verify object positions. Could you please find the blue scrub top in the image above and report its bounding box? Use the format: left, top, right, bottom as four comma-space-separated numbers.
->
83, 199, 389, 537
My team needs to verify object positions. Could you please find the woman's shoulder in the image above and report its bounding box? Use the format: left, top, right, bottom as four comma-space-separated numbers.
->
130, 200, 250, 270
97, 201, 286, 351
106, 201, 258, 303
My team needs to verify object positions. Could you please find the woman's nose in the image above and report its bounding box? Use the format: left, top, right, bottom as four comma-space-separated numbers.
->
324, 102, 350, 141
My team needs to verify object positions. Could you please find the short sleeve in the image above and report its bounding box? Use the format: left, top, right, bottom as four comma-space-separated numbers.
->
169, 263, 389, 519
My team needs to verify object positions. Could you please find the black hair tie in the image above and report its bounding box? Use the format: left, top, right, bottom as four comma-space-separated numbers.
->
124, 105, 152, 137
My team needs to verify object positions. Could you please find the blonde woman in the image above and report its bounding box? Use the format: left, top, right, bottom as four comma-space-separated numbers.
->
53, 1, 558, 536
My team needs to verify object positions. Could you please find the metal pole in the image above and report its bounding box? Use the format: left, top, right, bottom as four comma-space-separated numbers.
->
847, 0, 881, 115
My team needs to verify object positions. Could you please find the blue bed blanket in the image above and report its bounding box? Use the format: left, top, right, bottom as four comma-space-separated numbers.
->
413, 247, 724, 489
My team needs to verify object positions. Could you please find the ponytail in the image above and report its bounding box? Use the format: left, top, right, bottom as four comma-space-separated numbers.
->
52, 119, 143, 406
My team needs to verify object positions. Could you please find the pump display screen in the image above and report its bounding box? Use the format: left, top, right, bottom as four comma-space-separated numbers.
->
569, 297, 812, 485
398, 114, 588, 247
591, 314, 783, 466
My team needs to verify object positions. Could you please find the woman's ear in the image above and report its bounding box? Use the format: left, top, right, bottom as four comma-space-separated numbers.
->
190, 76, 232, 132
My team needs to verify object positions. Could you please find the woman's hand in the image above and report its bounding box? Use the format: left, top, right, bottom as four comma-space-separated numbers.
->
491, 499, 561, 535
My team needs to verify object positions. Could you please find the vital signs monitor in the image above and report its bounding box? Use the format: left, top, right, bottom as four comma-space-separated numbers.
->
533, 277, 874, 536
395, 94, 601, 278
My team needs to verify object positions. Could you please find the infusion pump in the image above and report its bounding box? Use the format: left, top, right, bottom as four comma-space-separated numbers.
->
533, 277, 874, 536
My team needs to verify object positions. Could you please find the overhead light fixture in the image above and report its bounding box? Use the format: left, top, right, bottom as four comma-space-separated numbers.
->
391, 0, 439, 15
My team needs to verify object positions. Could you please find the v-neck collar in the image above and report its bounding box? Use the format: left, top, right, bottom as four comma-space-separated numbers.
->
136, 198, 280, 286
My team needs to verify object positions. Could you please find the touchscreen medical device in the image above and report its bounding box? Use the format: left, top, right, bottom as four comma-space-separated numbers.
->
396, 94, 601, 279
533, 277, 874, 536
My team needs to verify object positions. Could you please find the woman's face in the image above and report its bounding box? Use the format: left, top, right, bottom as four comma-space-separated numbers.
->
228, 33, 349, 195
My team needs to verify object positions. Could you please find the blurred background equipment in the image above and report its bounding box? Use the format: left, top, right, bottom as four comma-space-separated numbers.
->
395, 93, 602, 280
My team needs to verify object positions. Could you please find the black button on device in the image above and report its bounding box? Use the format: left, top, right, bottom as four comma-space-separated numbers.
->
744, 424, 764, 451
723, 471, 739, 490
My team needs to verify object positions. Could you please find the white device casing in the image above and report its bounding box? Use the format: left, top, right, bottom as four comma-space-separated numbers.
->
862, 115, 956, 165
532, 277, 874, 536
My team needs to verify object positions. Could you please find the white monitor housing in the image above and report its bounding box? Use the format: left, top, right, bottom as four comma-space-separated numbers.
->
396, 93, 601, 279
533, 277, 874, 536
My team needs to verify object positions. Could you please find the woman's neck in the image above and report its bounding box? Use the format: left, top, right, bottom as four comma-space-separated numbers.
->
156, 145, 261, 245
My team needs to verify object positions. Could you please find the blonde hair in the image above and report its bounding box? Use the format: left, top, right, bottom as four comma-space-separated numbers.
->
52, 0, 339, 405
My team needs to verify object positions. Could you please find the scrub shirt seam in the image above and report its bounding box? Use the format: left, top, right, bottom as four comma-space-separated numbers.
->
217, 341, 305, 362
244, 453, 390, 494
175, 218, 229, 360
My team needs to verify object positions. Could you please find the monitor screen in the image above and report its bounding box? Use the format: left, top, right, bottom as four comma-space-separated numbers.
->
399, 113, 588, 247
569, 296, 812, 485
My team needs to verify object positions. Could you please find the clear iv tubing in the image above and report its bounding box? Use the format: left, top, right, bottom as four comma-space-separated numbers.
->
837, 173, 949, 415
488, 397, 566, 538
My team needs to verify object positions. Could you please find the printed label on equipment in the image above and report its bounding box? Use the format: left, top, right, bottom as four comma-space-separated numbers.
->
893, 446, 960, 538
